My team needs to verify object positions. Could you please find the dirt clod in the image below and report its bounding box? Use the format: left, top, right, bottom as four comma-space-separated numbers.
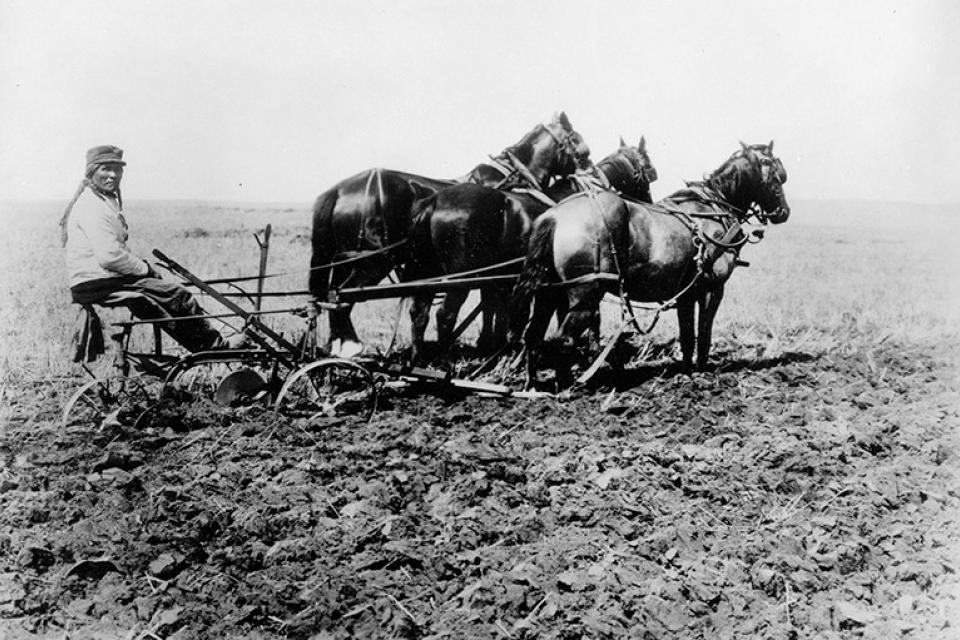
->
1, 336, 959, 638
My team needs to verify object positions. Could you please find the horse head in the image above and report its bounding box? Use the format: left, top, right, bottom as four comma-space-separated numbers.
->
709, 142, 789, 223
597, 135, 658, 202
539, 112, 591, 182
743, 140, 789, 224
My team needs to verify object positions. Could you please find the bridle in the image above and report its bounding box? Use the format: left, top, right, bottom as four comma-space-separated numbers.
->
541, 122, 586, 176
492, 123, 585, 192
705, 146, 785, 225
597, 150, 658, 197
745, 147, 786, 224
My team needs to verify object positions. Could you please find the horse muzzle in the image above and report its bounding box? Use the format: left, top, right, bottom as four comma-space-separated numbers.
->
767, 205, 790, 224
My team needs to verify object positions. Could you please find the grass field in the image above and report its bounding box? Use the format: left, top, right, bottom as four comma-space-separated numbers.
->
1, 198, 957, 387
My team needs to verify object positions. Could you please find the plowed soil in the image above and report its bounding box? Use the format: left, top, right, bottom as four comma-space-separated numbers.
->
2, 331, 959, 639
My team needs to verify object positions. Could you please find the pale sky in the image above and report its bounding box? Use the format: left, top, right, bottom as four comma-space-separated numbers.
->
1, 0, 957, 204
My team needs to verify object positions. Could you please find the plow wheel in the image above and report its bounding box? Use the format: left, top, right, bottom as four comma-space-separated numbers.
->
60, 376, 153, 432
274, 358, 377, 422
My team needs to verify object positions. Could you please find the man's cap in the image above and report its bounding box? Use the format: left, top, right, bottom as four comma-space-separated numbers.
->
85, 145, 126, 174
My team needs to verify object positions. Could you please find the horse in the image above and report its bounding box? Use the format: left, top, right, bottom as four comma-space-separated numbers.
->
549, 136, 658, 203
510, 141, 789, 388
309, 112, 590, 357
404, 137, 658, 362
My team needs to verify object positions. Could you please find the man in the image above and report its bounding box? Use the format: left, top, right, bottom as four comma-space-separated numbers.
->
61, 145, 245, 352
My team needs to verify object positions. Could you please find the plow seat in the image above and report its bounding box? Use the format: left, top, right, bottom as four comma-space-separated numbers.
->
70, 291, 166, 371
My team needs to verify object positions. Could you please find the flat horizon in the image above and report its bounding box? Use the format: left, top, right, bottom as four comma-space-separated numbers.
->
3, 196, 960, 209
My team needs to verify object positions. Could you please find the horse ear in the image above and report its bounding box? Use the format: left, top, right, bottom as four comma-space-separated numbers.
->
619, 136, 627, 147
739, 140, 749, 151
638, 136, 646, 152
555, 111, 572, 131
768, 139, 774, 153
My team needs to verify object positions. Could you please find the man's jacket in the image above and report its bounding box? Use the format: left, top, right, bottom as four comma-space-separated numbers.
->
65, 187, 149, 287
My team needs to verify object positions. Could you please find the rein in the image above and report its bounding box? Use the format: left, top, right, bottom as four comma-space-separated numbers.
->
579, 189, 655, 337
673, 183, 750, 218
178, 239, 410, 287
657, 185, 765, 278
559, 178, 759, 337
482, 122, 581, 194
484, 151, 546, 192
504, 150, 547, 190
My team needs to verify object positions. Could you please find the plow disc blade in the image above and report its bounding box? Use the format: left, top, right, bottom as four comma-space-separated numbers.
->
214, 368, 269, 406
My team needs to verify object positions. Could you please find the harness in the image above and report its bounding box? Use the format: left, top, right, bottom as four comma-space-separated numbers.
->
557, 184, 764, 384
568, 181, 764, 340
484, 152, 544, 191
329, 168, 403, 292
648, 184, 760, 278
484, 123, 583, 193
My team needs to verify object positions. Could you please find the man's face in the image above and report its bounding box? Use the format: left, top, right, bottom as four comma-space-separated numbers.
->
91, 163, 124, 194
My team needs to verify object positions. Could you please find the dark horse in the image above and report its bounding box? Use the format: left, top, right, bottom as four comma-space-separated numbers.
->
511, 142, 789, 387
309, 112, 589, 356
405, 137, 658, 362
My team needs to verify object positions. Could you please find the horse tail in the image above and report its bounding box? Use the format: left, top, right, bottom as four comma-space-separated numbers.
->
309, 187, 338, 300
508, 214, 557, 342
406, 190, 438, 279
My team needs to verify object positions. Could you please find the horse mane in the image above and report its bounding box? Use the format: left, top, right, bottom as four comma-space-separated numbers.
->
500, 124, 547, 166
701, 146, 766, 211
597, 151, 634, 186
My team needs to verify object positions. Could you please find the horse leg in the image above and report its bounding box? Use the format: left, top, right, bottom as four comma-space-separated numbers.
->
559, 286, 603, 352
676, 295, 696, 374
554, 295, 570, 331
410, 294, 433, 363
696, 285, 725, 371
492, 290, 508, 352
475, 289, 496, 354
555, 287, 602, 386
328, 306, 363, 357
483, 287, 510, 354
522, 290, 558, 389
436, 290, 468, 355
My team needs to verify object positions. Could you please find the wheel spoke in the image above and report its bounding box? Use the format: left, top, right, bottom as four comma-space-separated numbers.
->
275, 359, 377, 422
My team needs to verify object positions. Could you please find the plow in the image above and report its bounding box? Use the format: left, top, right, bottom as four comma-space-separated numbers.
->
60, 227, 548, 432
